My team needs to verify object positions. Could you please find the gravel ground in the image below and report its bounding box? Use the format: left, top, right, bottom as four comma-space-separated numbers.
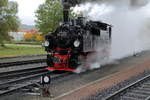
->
54, 50, 150, 100
86, 70, 150, 100
1, 50, 150, 100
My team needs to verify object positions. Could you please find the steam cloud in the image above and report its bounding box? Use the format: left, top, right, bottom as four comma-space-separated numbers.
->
74, 0, 150, 73
61, 0, 149, 7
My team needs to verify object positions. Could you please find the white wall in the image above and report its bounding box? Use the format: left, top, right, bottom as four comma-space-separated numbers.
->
9, 32, 25, 41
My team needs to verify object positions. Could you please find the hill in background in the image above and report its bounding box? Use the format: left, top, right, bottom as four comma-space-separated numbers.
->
20, 24, 35, 30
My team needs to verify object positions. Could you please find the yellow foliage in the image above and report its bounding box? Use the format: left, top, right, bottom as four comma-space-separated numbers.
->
24, 32, 34, 40
35, 34, 44, 41
24, 32, 44, 41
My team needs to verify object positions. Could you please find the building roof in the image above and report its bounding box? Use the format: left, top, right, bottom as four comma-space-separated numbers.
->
19, 29, 38, 33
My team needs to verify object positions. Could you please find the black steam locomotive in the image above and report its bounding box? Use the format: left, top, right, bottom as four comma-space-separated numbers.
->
44, 1, 112, 71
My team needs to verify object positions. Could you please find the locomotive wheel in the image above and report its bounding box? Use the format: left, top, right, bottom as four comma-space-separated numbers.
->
69, 59, 78, 69
69, 54, 79, 69
78, 55, 85, 65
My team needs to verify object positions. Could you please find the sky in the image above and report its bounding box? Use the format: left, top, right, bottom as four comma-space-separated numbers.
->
10, 0, 45, 25
9, 0, 150, 26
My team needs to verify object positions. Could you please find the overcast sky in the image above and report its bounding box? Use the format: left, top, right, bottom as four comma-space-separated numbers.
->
9, 0, 150, 26
10, 0, 45, 25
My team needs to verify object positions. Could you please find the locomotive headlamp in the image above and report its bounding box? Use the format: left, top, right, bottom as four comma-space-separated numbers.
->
44, 41, 49, 47
74, 40, 80, 47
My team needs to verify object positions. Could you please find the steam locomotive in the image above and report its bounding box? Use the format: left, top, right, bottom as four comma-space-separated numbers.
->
43, 1, 112, 71
44, 17, 112, 71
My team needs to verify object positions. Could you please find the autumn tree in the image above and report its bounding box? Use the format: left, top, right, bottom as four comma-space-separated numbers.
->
0, 0, 20, 46
24, 32, 34, 41
24, 31, 44, 42
35, 34, 44, 41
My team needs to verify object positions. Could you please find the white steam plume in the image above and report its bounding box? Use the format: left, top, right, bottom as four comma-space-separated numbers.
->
74, 0, 150, 73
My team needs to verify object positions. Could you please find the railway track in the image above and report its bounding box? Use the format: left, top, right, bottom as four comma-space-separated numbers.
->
0, 54, 72, 96
104, 74, 150, 100
0, 54, 46, 60
0, 67, 71, 96
0, 66, 47, 79
0, 59, 46, 68
0, 54, 46, 65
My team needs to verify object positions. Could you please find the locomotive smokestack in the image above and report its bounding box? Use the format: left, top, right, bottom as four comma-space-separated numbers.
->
62, 1, 70, 23
63, 4, 69, 23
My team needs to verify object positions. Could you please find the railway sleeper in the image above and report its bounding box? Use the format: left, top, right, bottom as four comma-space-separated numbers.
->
134, 88, 150, 93
143, 82, 150, 86
124, 92, 148, 99
121, 96, 143, 100
0, 85, 10, 90
0, 59, 46, 67
141, 84, 150, 88
130, 89, 150, 95
136, 87, 150, 91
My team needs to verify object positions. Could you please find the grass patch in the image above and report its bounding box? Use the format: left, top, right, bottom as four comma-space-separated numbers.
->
0, 44, 46, 58
12, 41, 43, 45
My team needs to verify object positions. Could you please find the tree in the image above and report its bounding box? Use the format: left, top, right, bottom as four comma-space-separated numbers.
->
0, 0, 20, 46
35, 0, 63, 35
24, 32, 34, 41
23, 31, 44, 42
35, 34, 44, 41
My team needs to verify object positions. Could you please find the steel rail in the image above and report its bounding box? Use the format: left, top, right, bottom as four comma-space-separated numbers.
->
0, 71, 50, 87
0, 66, 47, 79
104, 74, 150, 100
0, 54, 46, 60
0, 72, 71, 96
146, 96, 150, 100
0, 66, 45, 75
0, 59, 46, 68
